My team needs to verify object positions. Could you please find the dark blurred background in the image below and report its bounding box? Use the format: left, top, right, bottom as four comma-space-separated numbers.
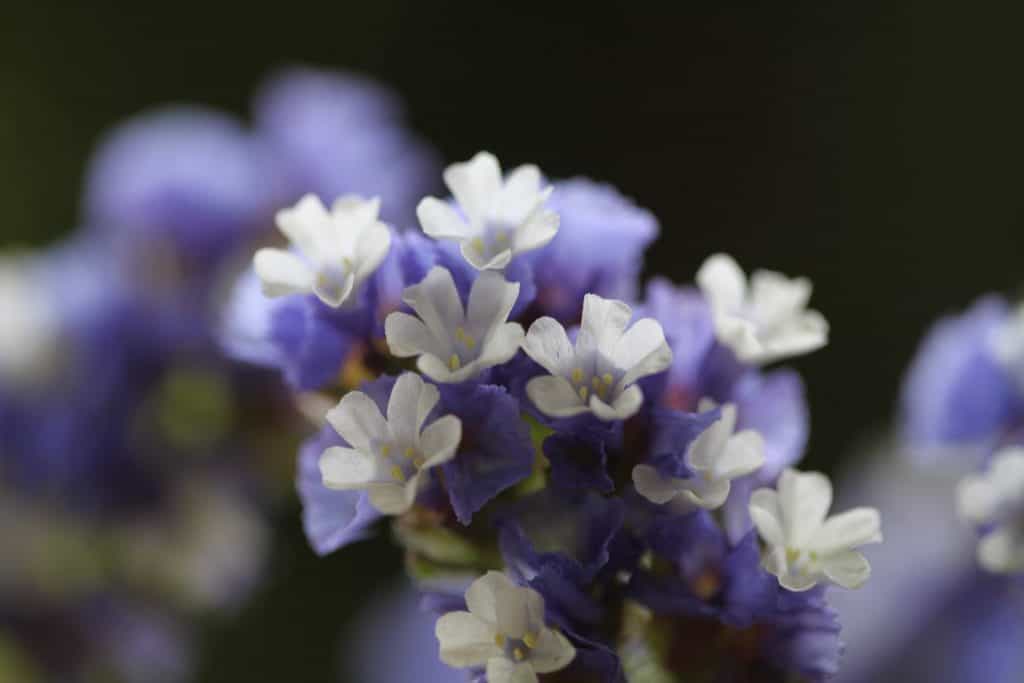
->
3, 2, 1022, 680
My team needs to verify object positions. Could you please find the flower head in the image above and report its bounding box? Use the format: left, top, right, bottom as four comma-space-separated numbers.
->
254, 193, 391, 308
522, 294, 672, 421
319, 372, 461, 515
633, 401, 765, 508
696, 253, 828, 364
957, 446, 1024, 573
435, 571, 575, 683
385, 267, 524, 382
417, 152, 559, 270
749, 468, 882, 591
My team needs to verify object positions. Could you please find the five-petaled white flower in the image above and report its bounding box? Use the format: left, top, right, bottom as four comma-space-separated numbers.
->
749, 468, 882, 591
632, 400, 765, 508
254, 193, 391, 308
957, 446, 1024, 573
521, 294, 672, 421
319, 372, 461, 515
384, 266, 524, 383
417, 151, 560, 270
696, 253, 828, 364
436, 571, 575, 683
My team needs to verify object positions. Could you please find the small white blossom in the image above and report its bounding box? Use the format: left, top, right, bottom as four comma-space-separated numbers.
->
957, 447, 1024, 573
522, 294, 672, 421
696, 253, 828, 364
0, 254, 59, 385
384, 267, 524, 383
417, 151, 559, 270
254, 193, 391, 308
319, 372, 461, 515
436, 571, 575, 683
749, 468, 882, 591
632, 400, 765, 508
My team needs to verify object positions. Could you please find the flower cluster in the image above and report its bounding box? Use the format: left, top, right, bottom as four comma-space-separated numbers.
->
225, 146, 883, 681
902, 296, 1024, 575
0, 67, 437, 680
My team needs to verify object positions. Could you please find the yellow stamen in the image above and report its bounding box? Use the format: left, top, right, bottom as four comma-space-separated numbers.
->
495, 231, 508, 244
494, 633, 506, 647
404, 446, 415, 459
522, 632, 538, 649
591, 376, 602, 391
391, 465, 406, 482
578, 386, 589, 401
471, 237, 485, 254
449, 354, 461, 371
571, 368, 584, 384
786, 548, 800, 564
455, 326, 476, 350
380, 444, 391, 458
602, 373, 613, 385
413, 455, 426, 468
513, 648, 526, 662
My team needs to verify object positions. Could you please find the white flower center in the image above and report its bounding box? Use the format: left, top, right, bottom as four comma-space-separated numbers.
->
376, 441, 427, 483
567, 366, 617, 403
494, 630, 541, 663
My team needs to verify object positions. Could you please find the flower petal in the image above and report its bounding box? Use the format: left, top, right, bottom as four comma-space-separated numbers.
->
777, 468, 832, 547
696, 252, 746, 311
436, 611, 500, 668
387, 372, 440, 445
276, 193, 329, 258
713, 430, 765, 480
978, 528, 1024, 573
420, 414, 462, 467
810, 507, 882, 555
591, 384, 644, 421
444, 151, 502, 226
513, 208, 559, 254
325, 391, 389, 453
486, 658, 538, 683
497, 164, 542, 223
748, 487, 785, 547
613, 317, 672, 386
522, 317, 574, 376
579, 294, 631, 359
467, 271, 520, 337
319, 446, 378, 489
477, 323, 525, 369
526, 376, 588, 417
312, 269, 355, 308
253, 248, 313, 298
632, 464, 682, 504
821, 550, 872, 589
530, 628, 576, 674
353, 220, 392, 282
461, 241, 513, 271
367, 482, 415, 515
418, 196, 474, 240
385, 311, 447, 359
403, 266, 464, 342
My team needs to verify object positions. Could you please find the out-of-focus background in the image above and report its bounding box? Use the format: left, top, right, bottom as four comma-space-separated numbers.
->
3, 3, 1023, 681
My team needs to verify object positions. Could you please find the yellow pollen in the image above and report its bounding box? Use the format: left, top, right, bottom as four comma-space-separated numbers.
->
522, 632, 538, 649
578, 386, 589, 401
380, 444, 391, 457
513, 648, 526, 661
786, 548, 800, 564
413, 455, 426, 468
591, 376, 602, 390
602, 373, 613, 385
571, 368, 584, 384
494, 633, 506, 647
403, 446, 415, 459
495, 231, 508, 244
471, 237, 485, 253
455, 326, 476, 350
449, 354, 461, 371
391, 465, 406, 482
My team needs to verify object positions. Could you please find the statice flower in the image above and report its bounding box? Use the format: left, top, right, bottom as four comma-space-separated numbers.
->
697, 253, 829, 364
957, 446, 1024, 573
254, 193, 391, 307
418, 152, 559, 270
522, 293, 672, 420
750, 469, 883, 591
385, 267, 524, 382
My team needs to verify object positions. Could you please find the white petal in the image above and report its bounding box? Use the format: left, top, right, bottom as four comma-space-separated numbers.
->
513, 208, 559, 254
486, 658, 538, 683
778, 570, 820, 592
682, 478, 731, 510
810, 507, 882, 555
713, 430, 765, 480
591, 384, 644, 421
467, 271, 520, 336
465, 572, 534, 635
497, 164, 543, 223
312, 269, 355, 308
444, 152, 502, 225
418, 197, 475, 241
436, 611, 500, 668
419, 414, 462, 467
522, 317, 575, 376
325, 391, 389, 453
748, 270, 812, 326
527, 376, 589, 417
696, 253, 747, 311
978, 528, 1024, 573
632, 465, 683, 505
530, 628, 576, 674
477, 323, 525, 369
712, 313, 763, 363
957, 475, 996, 524
777, 468, 832, 547
579, 294, 632, 358
821, 550, 872, 589
276, 194, 329, 258
416, 354, 462, 384
460, 241, 513, 271
686, 407, 733, 471
614, 318, 673, 388
757, 310, 829, 363
385, 311, 447, 359
403, 267, 464, 342
367, 483, 415, 515
352, 220, 391, 283
318, 446, 377, 489
386, 372, 439, 445
253, 248, 313, 298
748, 488, 785, 547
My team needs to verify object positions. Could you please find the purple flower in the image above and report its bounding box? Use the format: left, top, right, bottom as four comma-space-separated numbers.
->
901, 295, 1023, 455
254, 67, 440, 228
438, 384, 534, 524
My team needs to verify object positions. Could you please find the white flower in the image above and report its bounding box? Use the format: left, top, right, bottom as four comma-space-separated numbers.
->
0, 253, 59, 386
254, 193, 391, 307
632, 400, 765, 508
384, 267, 524, 383
522, 294, 672, 421
417, 151, 559, 270
435, 571, 575, 683
696, 253, 828, 364
319, 372, 461, 515
749, 468, 882, 591
957, 447, 1024, 573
